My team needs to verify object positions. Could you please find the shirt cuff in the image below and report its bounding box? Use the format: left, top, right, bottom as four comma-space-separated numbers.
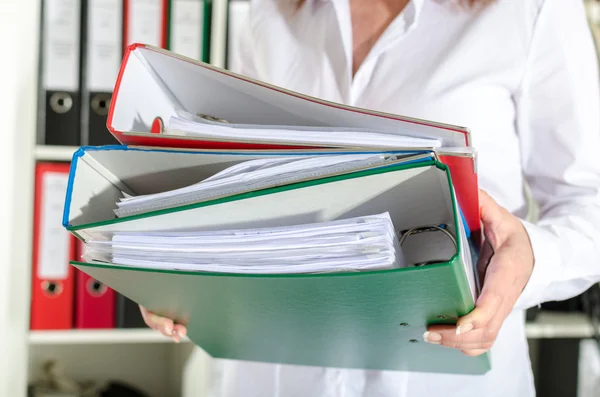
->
513, 219, 563, 310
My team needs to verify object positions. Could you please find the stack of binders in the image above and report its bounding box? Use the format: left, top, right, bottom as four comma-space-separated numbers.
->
60, 44, 487, 374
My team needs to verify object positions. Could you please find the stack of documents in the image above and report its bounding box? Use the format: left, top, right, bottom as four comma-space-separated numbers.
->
82, 213, 405, 274
164, 109, 442, 149
114, 153, 412, 217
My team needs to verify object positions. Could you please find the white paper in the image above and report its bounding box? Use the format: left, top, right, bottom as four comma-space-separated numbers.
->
165, 114, 442, 149
113, 153, 406, 217
43, 0, 81, 90
39, 173, 71, 279
83, 213, 405, 274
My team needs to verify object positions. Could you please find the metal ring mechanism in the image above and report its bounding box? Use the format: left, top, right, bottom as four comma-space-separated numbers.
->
197, 113, 230, 123
398, 224, 457, 267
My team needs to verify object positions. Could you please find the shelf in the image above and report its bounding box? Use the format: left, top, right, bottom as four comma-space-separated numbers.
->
28, 312, 594, 346
34, 145, 78, 161
525, 312, 596, 339
29, 328, 190, 345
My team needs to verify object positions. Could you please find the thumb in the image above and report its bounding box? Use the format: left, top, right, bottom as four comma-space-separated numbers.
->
479, 190, 504, 227
456, 289, 499, 333
478, 189, 511, 248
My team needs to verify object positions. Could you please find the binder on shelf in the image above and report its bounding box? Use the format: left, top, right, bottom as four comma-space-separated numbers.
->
60, 45, 485, 373
209, 0, 228, 67
123, 0, 169, 52
74, 240, 116, 329
80, 0, 123, 146
31, 163, 76, 330
116, 294, 147, 328
226, 0, 249, 70
37, 0, 82, 146
167, 0, 212, 63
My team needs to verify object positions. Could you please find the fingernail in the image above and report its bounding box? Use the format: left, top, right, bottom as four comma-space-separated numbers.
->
456, 323, 473, 335
164, 323, 173, 335
423, 331, 442, 344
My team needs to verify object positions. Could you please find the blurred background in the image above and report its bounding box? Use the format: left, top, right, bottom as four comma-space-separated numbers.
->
0, 0, 600, 396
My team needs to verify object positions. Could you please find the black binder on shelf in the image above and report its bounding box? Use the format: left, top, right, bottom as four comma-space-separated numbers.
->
80, 0, 123, 146
115, 294, 147, 328
37, 0, 82, 146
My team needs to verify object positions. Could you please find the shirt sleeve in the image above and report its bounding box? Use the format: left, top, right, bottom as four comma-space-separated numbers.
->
230, 9, 259, 79
513, 0, 600, 310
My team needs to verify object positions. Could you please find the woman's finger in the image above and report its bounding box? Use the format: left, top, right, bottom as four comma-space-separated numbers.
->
458, 245, 523, 330
139, 305, 156, 328
172, 324, 188, 343
150, 313, 174, 336
139, 305, 177, 338
476, 239, 494, 285
453, 286, 501, 335
460, 349, 489, 357
425, 326, 494, 350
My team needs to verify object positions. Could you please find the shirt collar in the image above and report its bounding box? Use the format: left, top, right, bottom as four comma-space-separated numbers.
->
409, 0, 425, 28
324, 0, 425, 24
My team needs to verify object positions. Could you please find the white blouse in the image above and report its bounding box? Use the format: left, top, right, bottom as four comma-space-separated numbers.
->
203, 0, 600, 396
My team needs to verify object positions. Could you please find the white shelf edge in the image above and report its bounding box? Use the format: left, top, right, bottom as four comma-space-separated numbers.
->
28, 312, 594, 346
525, 312, 595, 339
29, 329, 190, 345
34, 145, 78, 162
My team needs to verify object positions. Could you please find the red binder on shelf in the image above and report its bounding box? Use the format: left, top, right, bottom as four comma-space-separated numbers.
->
74, 241, 115, 329
31, 163, 76, 330
106, 44, 480, 236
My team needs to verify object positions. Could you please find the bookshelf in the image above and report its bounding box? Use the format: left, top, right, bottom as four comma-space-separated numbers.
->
2, 0, 599, 396
34, 146, 79, 162
526, 313, 595, 340
28, 329, 190, 345
1, 0, 222, 395
26, 312, 593, 346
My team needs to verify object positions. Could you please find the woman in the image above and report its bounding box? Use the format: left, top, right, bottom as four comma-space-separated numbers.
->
141, 0, 600, 395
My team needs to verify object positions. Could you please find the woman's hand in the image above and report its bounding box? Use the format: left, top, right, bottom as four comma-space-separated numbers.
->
423, 190, 534, 356
140, 305, 188, 343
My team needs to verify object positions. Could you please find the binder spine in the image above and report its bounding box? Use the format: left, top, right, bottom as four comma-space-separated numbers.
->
203, 0, 212, 63
80, 0, 123, 146
167, 0, 206, 61
75, 272, 116, 329
209, 0, 228, 67
115, 294, 147, 328
123, 0, 169, 52
37, 0, 83, 146
30, 163, 76, 330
